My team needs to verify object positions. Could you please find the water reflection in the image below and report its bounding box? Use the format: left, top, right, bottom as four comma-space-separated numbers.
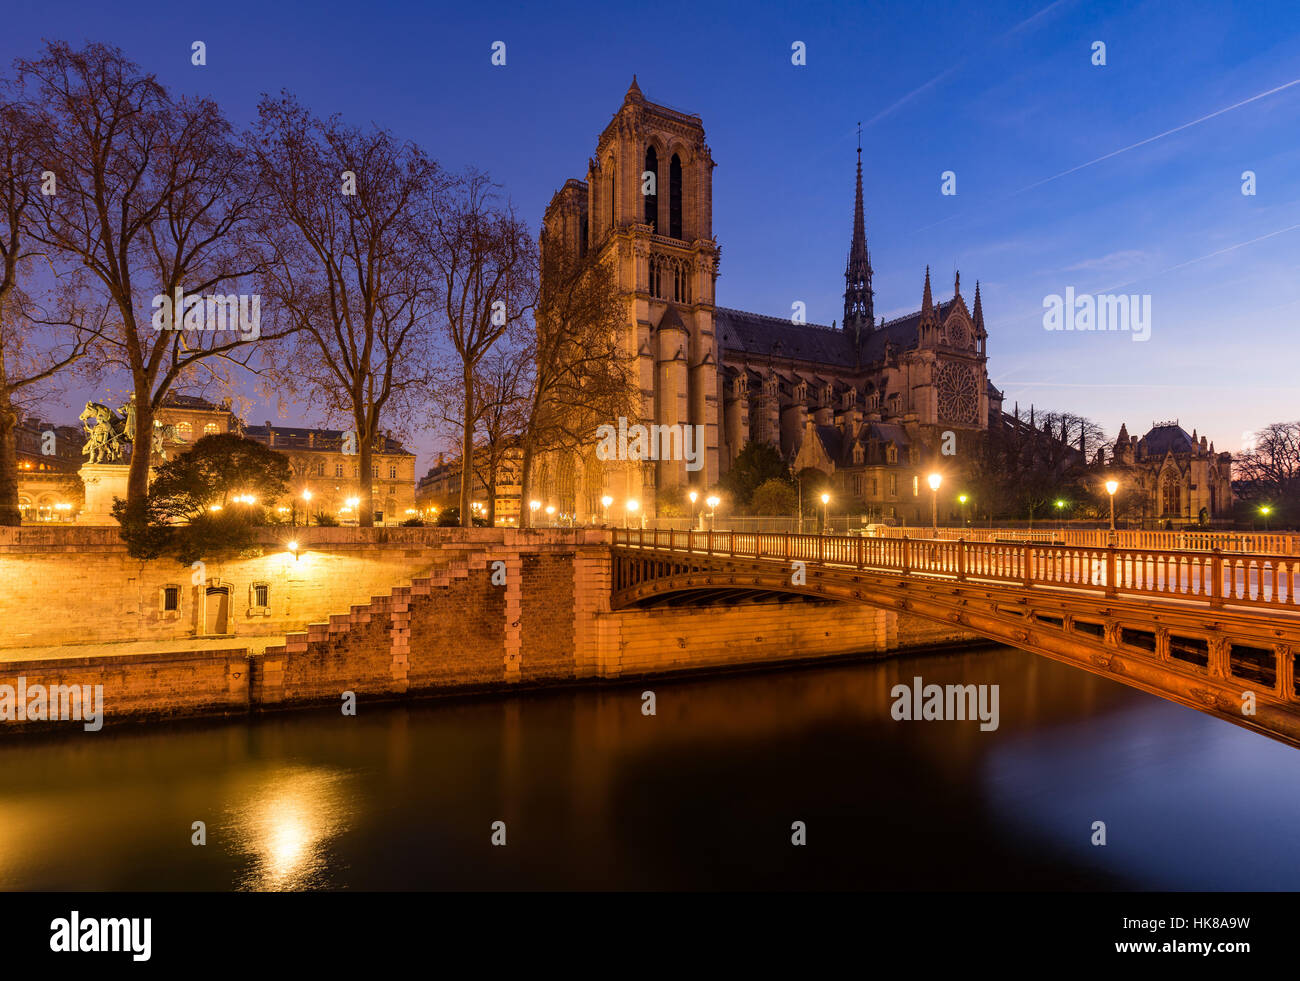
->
0, 647, 1298, 890
223, 766, 353, 891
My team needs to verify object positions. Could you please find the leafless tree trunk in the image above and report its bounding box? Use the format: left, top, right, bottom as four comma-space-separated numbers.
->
0, 89, 101, 524
20, 42, 280, 502
248, 94, 439, 527
518, 246, 634, 528
421, 172, 536, 527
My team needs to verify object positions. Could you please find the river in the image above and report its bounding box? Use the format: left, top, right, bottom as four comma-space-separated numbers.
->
2, 644, 1298, 890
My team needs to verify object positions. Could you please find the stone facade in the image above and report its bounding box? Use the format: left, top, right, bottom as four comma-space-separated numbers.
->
1108, 421, 1233, 526
538, 80, 1002, 523
0, 526, 982, 729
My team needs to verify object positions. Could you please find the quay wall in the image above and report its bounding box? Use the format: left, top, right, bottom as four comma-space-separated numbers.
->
0, 528, 983, 730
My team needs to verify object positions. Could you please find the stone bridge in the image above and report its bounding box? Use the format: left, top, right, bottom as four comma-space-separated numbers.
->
611, 528, 1300, 748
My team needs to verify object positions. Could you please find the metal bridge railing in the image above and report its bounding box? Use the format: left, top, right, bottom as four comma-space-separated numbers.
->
610, 528, 1300, 615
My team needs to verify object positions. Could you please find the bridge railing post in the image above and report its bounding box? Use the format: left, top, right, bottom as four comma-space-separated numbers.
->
901, 536, 910, 576
1105, 546, 1118, 598
708, 530, 714, 557
857, 535, 864, 570
958, 538, 966, 582
1210, 548, 1224, 608
1022, 544, 1032, 587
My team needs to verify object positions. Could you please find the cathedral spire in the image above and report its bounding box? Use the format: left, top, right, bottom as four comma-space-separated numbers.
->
920, 265, 935, 322
972, 280, 984, 330
624, 75, 644, 103
842, 133, 874, 333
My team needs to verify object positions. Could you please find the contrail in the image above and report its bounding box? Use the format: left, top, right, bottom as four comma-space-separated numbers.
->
1097, 222, 1300, 293
866, 0, 1074, 128
1012, 78, 1300, 196
906, 76, 1300, 238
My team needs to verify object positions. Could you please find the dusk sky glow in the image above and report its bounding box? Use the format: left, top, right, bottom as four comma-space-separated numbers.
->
5, 0, 1298, 471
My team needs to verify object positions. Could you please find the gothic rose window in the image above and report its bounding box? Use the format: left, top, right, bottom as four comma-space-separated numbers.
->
936, 361, 979, 424
947, 320, 968, 348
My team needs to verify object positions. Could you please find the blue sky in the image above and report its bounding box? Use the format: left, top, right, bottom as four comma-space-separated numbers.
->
5, 0, 1299, 471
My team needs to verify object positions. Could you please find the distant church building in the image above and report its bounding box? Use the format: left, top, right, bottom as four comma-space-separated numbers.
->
1108, 422, 1233, 526
539, 79, 1001, 523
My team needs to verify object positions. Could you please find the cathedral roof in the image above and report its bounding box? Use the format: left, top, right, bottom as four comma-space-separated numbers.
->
1138, 423, 1197, 457
715, 307, 856, 365
859, 298, 959, 363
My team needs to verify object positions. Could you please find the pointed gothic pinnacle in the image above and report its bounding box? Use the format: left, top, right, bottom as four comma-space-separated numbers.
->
921, 265, 933, 317
626, 75, 643, 102
954, 269, 961, 297
972, 280, 984, 327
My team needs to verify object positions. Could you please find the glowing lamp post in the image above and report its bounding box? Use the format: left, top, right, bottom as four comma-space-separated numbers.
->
1105, 479, 1119, 542
706, 495, 719, 532
601, 495, 613, 526
688, 490, 699, 530
927, 473, 942, 536
1055, 498, 1066, 530
1261, 504, 1272, 531
626, 499, 640, 530
820, 492, 830, 535
958, 493, 968, 527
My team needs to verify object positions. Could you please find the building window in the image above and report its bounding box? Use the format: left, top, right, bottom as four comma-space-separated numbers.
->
372, 464, 379, 478
162, 586, 179, 612
388, 465, 397, 479
203, 423, 219, 436
250, 582, 270, 613
886, 445, 898, 464
669, 154, 683, 240
853, 444, 864, 465
913, 475, 920, 497
608, 162, 616, 228
335, 463, 344, 478
643, 145, 657, 230
1162, 477, 1181, 516
177, 422, 192, 442
888, 474, 897, 498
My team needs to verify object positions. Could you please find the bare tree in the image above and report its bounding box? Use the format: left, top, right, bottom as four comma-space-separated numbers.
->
1236, 421, 1300, 524
248, 93, 439, 527
19, 42, 280, 502
0, 90, 101, 524
469, 342, 528, 525
422, 171, 536, 527
518, 245, 635, 528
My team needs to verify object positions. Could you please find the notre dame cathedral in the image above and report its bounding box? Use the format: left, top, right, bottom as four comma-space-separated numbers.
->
539, 78, 1002, 524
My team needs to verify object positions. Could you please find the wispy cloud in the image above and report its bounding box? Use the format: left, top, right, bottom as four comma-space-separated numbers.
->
1062, 250, 1153, 273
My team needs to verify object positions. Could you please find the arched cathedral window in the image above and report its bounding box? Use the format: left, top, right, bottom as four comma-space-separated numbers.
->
670, 154, 683, 240
643, 146, 658, 230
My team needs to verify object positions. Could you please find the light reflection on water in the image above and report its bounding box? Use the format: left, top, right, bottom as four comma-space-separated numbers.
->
0, 646, 1298, 890
222, 766, 353, 891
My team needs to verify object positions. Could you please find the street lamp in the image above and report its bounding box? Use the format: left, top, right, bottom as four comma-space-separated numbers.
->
544, 504, 555, 526
688, 489, 699, 530
927, 473, 942, 536
958, 493, 968, 527
820, 492, 830, 534
601, 495, 613, 526
1054, 498, 1066, 530
1261, 504, 1272, 531
706, 495, 719, 531
627, 498, 640, 530
1105, 479, 1119, 541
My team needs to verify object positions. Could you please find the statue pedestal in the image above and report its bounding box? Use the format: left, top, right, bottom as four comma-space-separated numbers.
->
77, 463, 131, 525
